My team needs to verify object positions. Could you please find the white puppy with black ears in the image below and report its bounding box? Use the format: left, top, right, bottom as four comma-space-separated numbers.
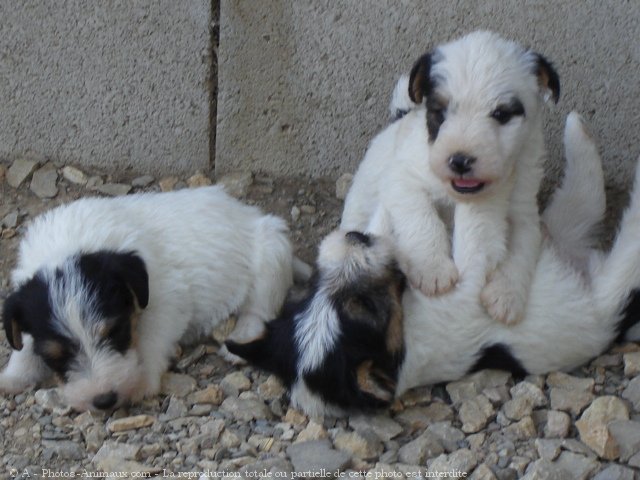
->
342, 30, 560, 325
0, 186, 294, 411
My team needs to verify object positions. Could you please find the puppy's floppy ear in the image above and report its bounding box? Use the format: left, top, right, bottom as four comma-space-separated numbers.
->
408, 53, 433, 104
113, 252, 149, 309
532, 53, 560, 104
3, 292, 24, 350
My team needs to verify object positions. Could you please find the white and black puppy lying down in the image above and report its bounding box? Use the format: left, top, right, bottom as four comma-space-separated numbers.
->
227, 115, 640, 417
1, 186, 295, 411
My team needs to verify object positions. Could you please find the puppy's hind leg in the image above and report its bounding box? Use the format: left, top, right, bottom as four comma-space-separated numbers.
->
592, 155, 640, 322
543, 111, 605, 267
221, 215, 294, 364
0, 335, 52, 393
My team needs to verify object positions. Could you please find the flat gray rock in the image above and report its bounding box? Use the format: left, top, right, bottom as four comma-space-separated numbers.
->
286, 440, 351, 476
30, 164, 58, 198
7, 157, 39, 187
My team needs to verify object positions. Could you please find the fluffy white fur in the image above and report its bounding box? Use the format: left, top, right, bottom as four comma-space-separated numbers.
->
0, 186, 294, 410
290, 112, 640, 415
342, 31, 556, 325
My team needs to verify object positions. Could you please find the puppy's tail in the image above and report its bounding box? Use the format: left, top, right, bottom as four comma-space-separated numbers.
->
543, 112, 605, 267
389, 75, 417, 121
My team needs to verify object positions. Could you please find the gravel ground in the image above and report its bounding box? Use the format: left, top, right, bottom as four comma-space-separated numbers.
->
1, 160, 640, 480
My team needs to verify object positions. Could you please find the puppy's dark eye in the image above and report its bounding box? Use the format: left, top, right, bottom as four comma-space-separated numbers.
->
426, 97, 448, 141
490, 100, 525, 125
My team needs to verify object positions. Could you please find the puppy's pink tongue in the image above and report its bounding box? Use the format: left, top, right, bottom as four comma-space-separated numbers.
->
453, 179, 482, 188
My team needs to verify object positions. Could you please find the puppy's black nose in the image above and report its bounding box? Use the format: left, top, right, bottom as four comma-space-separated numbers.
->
346, 231, 371, 246
448, 153, 476, 174
92, 391, 118, 410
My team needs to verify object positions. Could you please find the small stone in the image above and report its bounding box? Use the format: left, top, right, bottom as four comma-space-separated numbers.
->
591, 353, 622, 368
220, 429, 241, 449
352, 415, 404, 443
300, 205, 316, 214
427, 449, 478, 478
107, 414, 155, 433
34, 389, 71, 415
258, 375, 286, 400
466, 432, 486, 450
623, 352, 640, 377
622, 376, 640, 411
397, 430, 444, 465
96, 183, 131, 196
220, 397, 273, 421
469, 463, 497, 480
511, 381, 547, 407
159, 176, 179, 192
2, 211, 18, 228
395, 402, 454, 431
176, 344, 207, 371
535, 439, 562, 461
296, 420, 328, 443
160, 373, 197, 397
162, 396, 188, 421
7, 157, 39, 187
221, 371, 251, 393
62, 165, 87, 185
30, 164, 58, 198
284, 407, 308, 426
84, 425, 106, 453
503, 396, 533, 421
93, 441, 141, 467
593, 465, 635, 480
503, 416, 537, 441
217, 171, 253, 198
286, 440, 351, 476
575, 396, 629, 459
41, 440, 84, 461
522, 459, 569, 480
459, 394, 495, 433
447, 370, 511, 404
291, 205, 301, 222
554, 451, 599, 480
546, 372, 594, 392
608, 419, 640, 462
549, 387, 594, 415
427, 422, 465, 453
333, 429, 383, 460
335, 173, 354, 200
629, 450, 640, 468
86, 175, 104, 189
1, 228, 16, 239
545, 410, 571, 438
131, 175, 155, 188
190, 385, 224, 405
0, 163, 6, 182
187, 172, 212, 188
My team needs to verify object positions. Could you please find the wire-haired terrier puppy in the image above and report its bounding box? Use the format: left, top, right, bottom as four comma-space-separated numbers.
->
342, 30, 560, 325
1, 186, 294, 411
228, 114, 640, 416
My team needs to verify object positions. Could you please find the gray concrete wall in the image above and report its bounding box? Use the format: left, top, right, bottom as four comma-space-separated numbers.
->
217, 0, 640, 191
0, 0, 211, 176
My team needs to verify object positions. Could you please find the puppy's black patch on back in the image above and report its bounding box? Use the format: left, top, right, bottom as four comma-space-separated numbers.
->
616, 289, 640, 343
470, 343, 528, 378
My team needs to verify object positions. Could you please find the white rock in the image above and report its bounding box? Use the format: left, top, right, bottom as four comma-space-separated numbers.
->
62, 165, 87, 185
575, 396, 629, 459
335, 173, 353, 200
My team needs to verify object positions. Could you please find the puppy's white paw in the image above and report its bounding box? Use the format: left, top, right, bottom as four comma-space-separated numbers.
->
406, 256, 459, 296
481, 271, 526, 326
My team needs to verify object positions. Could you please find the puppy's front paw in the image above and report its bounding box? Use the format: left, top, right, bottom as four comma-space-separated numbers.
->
481, 271, 526, 326
407, 256, 459, 296
219, 343, 248, 365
